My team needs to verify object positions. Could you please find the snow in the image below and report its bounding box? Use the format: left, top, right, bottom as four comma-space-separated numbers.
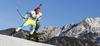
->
0, 34, 54, 46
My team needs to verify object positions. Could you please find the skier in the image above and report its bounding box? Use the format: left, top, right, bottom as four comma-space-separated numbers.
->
11, 7, 42, 38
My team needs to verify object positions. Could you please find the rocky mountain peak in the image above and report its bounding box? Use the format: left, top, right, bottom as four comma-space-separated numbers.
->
39, 18, 100, 40
80, 17, 100, 27
42, 26, 53, 31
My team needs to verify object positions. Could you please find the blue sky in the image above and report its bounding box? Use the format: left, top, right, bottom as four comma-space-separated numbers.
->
0, 0, 100, 31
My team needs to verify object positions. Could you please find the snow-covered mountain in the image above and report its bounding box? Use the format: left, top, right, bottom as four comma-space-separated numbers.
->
39, 17, 100, 41
63, 17, 100, 37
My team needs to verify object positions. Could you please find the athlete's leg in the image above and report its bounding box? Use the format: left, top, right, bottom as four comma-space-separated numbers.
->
30, 25, 36, 35
30, 21, 36, 35
16, 19, 31, 32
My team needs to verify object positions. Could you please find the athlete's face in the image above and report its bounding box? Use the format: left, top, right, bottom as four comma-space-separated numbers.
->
36, 10, 40, 14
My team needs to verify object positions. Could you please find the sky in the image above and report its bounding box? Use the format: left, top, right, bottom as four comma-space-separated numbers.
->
0, 0, 100, 31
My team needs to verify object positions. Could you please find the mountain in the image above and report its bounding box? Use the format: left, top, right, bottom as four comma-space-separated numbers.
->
63, 17, 100, 37
39, 17, 100, 41
0, 17, 100, 46
45, 36, 96, 46
38, 26, 62, 41
38, 17, 100, 46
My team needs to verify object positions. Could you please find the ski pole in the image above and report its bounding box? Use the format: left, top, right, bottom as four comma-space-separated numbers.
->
16, 7, 23, 19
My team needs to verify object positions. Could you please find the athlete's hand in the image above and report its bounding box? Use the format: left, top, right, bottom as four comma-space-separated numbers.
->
22, 17, 25, 21
36, 21, 39, 23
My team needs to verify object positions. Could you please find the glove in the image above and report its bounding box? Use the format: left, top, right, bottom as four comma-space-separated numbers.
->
36, 21, 39, 23
22, 17, 25, 21
36, 21, 40, 25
